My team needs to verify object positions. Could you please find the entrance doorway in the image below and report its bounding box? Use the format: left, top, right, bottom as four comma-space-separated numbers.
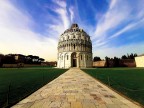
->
71, 52, 77, 67
73, 59, 77, 67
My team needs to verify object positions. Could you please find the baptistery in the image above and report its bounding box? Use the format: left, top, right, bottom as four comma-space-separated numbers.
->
57, 24, 92, 68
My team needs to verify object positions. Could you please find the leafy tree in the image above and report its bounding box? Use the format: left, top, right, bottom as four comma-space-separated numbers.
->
32, 56, 39, 64
38, 58, 45, 63
3, 54, 15, 64
121, 53, 137, 59
121, 55, 127, 59
93, 56, 101, 61
113, 56, 120, 67
105, 56, 110, 67
0, 54, 4, 67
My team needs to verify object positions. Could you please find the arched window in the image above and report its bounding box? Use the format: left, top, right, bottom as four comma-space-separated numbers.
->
87, 37, 89, 41
81, 55, 82, 60
73, 35, 75, 38
74, 44, 75, 49
87, 55, 88, 60
67, 55, 68, 60
67, 36, 69, 40
78, 36, 80, 39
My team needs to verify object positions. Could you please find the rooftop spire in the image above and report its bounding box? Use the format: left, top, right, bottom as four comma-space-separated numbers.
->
71, 23, 79, 28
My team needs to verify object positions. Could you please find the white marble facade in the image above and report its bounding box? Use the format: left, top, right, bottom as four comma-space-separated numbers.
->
57, 24, 92, 68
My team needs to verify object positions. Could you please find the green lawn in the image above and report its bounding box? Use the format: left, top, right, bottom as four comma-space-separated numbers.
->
82, 68, 144, 106
0, 68, 67, 108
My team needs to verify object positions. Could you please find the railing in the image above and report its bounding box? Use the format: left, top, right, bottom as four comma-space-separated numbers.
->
0, 81, 45, 108
0, 73, 59, 108
92, 74, 144, 106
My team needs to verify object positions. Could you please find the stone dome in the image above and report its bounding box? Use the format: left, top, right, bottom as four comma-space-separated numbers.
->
58, 23, 92, 53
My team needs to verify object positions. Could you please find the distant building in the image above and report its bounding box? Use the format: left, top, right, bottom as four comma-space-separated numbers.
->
93, 59, 136, 67
42, 61, 57, 67
93, 60, 106, 67
135, 54, 144, 67
57, 24, 92, 68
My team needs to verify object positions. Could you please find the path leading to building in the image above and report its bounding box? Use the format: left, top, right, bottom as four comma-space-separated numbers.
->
12, 68, 141, 108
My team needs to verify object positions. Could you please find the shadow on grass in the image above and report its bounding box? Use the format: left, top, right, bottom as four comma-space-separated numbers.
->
82, 68, 144, 106
0, 68, 67, 108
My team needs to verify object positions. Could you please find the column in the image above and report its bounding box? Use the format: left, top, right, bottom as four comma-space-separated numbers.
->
76, 52, 80, 68
84, 54, 86, 68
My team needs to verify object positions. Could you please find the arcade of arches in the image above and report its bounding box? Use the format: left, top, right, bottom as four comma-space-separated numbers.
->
57, 24, 92, 68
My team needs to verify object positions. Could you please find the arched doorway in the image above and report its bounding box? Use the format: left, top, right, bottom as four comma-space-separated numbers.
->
71, 52, 77, 67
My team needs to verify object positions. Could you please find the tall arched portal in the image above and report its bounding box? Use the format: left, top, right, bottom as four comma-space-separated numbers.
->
71, 52, 77, 67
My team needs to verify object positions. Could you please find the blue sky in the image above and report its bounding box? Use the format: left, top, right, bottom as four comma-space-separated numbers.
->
0, 0, 144, 61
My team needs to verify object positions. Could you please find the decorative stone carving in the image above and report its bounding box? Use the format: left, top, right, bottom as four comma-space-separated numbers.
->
57, 24, 92, 68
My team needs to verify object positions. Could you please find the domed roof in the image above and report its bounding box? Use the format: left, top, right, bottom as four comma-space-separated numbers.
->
58, 23, 92, 53
71, 23, 79, 28
60, 23, 90, 37
58, 23, 92, 45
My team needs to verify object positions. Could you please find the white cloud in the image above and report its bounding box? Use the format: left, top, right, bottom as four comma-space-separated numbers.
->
51, 0, 70, 30
91, 0, 144, 50
44, 0, 72, 40
110, 18, 144, 39
93, 1, 131, 39
109, 0, 117, 9
1, 0, 143, 61
53, 0, 66, 8
55, 8, 69, 29
0, 0, 32, 30
0, 0, 58, 61
93, 42, 144, 59
69, 6, 74, 23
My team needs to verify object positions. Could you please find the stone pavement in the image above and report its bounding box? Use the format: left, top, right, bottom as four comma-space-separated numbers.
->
12, 68, 141, 108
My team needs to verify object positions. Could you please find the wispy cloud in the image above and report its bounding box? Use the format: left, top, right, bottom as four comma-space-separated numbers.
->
0, 0, 77, 61
0, 0, 32, 30
44, 0, 74, 39
0, 0, 59, 61
52, 0, 70, 29
93, 1, 130, 39
92, 0, 144, 48
110, 18, 144, 39
93, 42, 144, 59
0, 0, 144, 60
69, 6, 74, 23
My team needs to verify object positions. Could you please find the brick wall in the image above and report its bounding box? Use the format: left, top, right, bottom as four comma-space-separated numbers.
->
93, 61, 106, 67
93, 59, 136, 67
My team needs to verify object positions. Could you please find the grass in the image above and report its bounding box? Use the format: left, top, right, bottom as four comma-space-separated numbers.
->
24, 66, 55, 68
0, 68, 67, 108
82, 68, 144, 106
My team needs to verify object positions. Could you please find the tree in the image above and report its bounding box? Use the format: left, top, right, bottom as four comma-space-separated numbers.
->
121, 55, 127, 59
113, 56, 120, 67
3, 54, 15, 64
32, 56, 39, 64
121, 53, 138, 59
134, 53, 137, 57
105, 56, 109, 67
0, 54, 4, 67
93, 56, 101, 61
25, 55, 33, 64
38, 58, 45, 63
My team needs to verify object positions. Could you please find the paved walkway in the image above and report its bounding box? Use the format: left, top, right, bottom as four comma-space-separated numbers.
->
12, 68, 141, 108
